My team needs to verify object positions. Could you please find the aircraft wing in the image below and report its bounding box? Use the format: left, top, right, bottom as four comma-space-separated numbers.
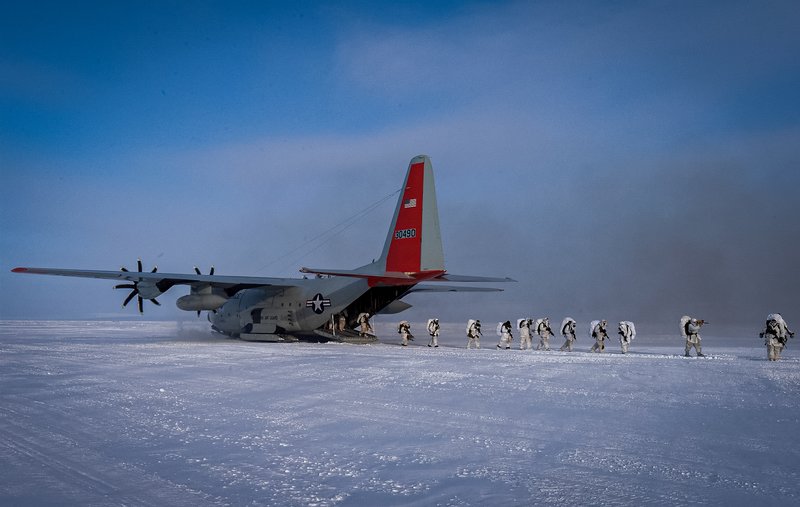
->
11, 267, 297, 295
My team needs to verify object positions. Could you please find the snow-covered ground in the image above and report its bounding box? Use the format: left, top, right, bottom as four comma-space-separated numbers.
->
1, 320, 798, 506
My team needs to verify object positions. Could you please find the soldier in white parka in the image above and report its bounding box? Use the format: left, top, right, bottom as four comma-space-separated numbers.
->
534, 318, 554, 351
398, 320, 413, 346
496, 320, 513, 349
681, 315, 706, 357
357, 312, 373, 337
617, 321, 636, 354
760, 313, 794, 361
560, 317, 577, 351
466, 319, 482, 349
589, 320, 609, 353
518, 318, 533, 350
427, 318, 440, 348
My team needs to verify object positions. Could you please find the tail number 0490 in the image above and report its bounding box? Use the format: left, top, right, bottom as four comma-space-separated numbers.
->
394, 228, 417, 240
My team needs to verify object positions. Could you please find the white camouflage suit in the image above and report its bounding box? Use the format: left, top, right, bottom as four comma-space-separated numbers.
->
589, 320, 609, 353
427, 318, 440, 348
466, 319, 482, 349
496, 321, 513, 349
618, 321, 636, 354
681, 315, 705, 357
357, 312, 373, 336
398, 320, 412, 346
535, 318, 553, 351
760, 313, 794, 361
560, 317, 577, 352
518, 319, 533, 350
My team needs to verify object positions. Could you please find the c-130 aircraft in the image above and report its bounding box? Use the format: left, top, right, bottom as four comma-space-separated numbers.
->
13, 155, 514, 342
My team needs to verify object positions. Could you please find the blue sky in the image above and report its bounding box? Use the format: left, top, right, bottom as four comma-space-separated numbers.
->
2, 1, 799, 332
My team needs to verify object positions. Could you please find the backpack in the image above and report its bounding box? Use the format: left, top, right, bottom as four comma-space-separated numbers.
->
561, 317, 575, 336
589, 320, 600, 339
619, 321, 636, 341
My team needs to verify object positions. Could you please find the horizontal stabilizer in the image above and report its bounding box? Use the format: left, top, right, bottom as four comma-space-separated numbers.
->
407, 285, 504, 293
300, 266, 448, 286
300, 267, 515, 286
433, 273, 517, 283
300, 267, 414, 280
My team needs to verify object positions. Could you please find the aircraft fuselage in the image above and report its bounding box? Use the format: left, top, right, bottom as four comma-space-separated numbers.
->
209, 277, 413, 340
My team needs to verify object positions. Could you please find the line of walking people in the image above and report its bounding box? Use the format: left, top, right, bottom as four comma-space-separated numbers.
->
486, 318, 635, 354
396, 313, 793, 361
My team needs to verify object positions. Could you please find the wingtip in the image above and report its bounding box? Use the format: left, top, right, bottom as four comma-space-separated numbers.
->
11, 267, 27, 273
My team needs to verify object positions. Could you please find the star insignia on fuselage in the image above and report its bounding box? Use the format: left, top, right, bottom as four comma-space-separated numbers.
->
306, 293, 331, 314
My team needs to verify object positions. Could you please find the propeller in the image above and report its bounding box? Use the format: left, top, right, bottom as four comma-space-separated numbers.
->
115, 259, 161, 314
194, 265, 215, 276
193, 265, 215, 316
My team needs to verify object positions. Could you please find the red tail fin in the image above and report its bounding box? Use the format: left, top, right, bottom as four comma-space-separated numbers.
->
379, 155, 444, 274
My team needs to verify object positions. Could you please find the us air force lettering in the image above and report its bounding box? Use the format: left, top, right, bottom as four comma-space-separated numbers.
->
12, 155, 514, 343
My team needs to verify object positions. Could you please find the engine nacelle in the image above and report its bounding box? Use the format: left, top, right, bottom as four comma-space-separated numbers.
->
136, 281, 164, 300
176, 294, 228, 312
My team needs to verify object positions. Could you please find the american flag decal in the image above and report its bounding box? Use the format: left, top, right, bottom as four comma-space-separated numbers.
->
403, 198, 417, 208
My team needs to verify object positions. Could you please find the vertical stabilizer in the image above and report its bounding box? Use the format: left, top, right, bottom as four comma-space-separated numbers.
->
377, 155, 445, 273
